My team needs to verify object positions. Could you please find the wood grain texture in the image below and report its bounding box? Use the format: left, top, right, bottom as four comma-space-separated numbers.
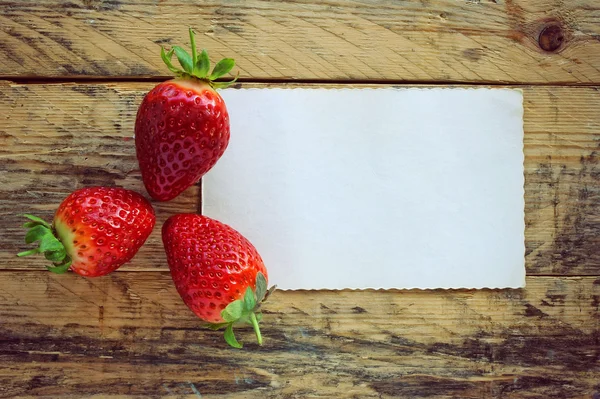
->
0, 272, 598, 398
1, 81, 599, 275
2, 2, 599, 399
1, 0, 600, 83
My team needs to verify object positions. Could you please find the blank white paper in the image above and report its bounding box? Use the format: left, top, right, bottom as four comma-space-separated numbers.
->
203, 88, 525, 290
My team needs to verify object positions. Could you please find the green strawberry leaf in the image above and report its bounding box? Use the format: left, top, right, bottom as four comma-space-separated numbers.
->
243, 286, 256, 311
255, 272, 267, 303
23, 221, 42, 228
39, 234, 64, 253
209, 58, 235, 80
173, 46, 193, 74
224, 323, 242, 349
44, 247, 66, 263
47, 258, 71, 274
25, 225, 49, 244
195, 49, 210, 78
21, 214, 51, 229
161, 47, 181, 74
264, 284, 278, 302
211, 73, 239, 89
205, 322, 229, 331
221, 299, 244, 323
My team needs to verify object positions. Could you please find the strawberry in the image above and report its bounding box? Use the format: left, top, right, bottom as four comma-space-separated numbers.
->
162, 213, 275, 348
18, 187, 156, 277
135, 28, 237, 201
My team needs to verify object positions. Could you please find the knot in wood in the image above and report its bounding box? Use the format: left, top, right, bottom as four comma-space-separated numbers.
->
538, 24, 565, 52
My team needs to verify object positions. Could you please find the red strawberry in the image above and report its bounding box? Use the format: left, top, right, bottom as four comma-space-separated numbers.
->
162, 214, 275, 348
135, 28, 237, 201
18, 187, 156, 277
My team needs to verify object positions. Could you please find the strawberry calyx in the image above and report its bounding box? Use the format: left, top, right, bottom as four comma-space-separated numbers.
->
207, 272, 276, 349
161, 28, 238, 89
16, 214, 72, 274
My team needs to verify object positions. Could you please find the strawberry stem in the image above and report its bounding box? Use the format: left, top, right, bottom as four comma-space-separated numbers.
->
17, 214, 71, 274
160, 27, 238, 89
16, 249, 40, 257
249, 312, 263, 346
216, 272, 273, 348
189, 28, 198, 74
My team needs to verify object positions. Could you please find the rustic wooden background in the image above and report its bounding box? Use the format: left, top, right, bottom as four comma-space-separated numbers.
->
1, 1, 599, 398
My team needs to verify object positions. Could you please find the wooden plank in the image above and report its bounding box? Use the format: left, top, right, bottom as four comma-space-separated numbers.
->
0, 82, 600, 275
523, 86, 600, 276
0, 272, 598, 398
1, 1, 600, 83
1, 82, 599, 275
0, 81, 200, 272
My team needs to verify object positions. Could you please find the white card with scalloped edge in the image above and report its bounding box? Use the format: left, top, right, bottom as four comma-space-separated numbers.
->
202, 88, 525, 290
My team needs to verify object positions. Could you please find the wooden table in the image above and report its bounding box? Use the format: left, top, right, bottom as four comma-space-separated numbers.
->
1, 1, 599, 398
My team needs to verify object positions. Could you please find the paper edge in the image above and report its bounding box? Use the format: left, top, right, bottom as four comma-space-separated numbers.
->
225, 86, 524, 93
275, 285, 526, 292
517, 89, 526, 289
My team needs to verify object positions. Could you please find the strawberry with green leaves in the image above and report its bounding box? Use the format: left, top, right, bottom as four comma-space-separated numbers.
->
135, 28, 237, 201
162, 214, 275, 348
18, 187, 155, 277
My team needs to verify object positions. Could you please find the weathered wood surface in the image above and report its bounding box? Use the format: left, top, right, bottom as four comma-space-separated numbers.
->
2, 1, 600, 397
0, 272, 598, 398
1, 1, 600, 83
1, 81, 599, 275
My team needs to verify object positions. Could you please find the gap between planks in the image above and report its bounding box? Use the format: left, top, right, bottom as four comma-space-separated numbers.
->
3, 76, 600, 88
0, 269, 597, 280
